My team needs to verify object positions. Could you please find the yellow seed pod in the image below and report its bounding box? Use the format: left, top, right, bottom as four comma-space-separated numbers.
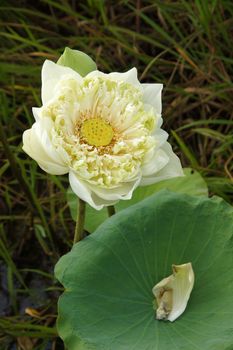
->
81, 118, 114, 147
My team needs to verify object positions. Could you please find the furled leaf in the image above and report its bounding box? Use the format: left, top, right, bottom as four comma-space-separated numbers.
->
67, 168, 208, 232
57, 47, 97, 77
56, 190, 233, 350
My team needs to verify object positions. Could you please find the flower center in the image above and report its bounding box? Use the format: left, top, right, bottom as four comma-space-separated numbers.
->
80, 118, 114, 147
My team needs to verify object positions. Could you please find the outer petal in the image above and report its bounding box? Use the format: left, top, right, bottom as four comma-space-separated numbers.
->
109, 68, 141, 88
141, 148, 169, 177
89, 176, 141, 201
151, 128, 168, 148
41, 60, 82, 105
69, 172, 117, 210
86, 68, 141, 89
140, 142, 184, 186
32, 107, 42, 122
142, 83, 163, 116
69, 171, 141, 210
22, 122, 68, 175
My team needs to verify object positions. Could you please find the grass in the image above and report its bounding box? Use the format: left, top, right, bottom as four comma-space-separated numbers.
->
0, 0, 232, 349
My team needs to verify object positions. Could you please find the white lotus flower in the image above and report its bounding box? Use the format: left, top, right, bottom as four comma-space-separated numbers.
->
23, 60, 183, 210
152, 263, 194, 322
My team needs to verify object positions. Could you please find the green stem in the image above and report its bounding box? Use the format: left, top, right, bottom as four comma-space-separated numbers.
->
73, 198, 86, 244
107, 205, 115, 217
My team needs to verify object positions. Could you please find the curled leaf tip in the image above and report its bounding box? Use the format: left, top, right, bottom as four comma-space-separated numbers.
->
152, 262, 194, 322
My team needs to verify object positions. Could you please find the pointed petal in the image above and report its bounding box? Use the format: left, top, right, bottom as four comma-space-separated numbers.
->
89, 176, 141, 201
41, 60, 82, 104
69, 171, 141, 210
22, 122, 68, 175
140, 142, 184, 185
168, 263, 195, 322
141, 148, 169, 177
86, 68, 141, 89
69, 171, 118, 210
142, 83, 163, 115
32, 107, 42, 122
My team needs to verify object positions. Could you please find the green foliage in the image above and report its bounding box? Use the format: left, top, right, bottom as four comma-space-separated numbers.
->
56, 191, 233, 350
57, 47, 97, 77
67, 168, 208, 232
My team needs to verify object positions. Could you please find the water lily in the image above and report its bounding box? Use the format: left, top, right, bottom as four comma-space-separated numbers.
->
153, 263, 194, 322
23, 55, 183, 210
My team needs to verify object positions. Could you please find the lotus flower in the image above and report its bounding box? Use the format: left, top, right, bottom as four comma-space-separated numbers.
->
23, 55, 183, 209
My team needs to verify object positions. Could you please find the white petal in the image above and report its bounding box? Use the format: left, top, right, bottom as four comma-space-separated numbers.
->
151, 129, 168, 147
89, 176, 141, 201
69, 172, 141, 210
142, 129, 169, 176
109, 68, 141, 88
142, 83, 163, 116
141, 148, 169, 177
69, 172, 117, 210
41, 60, 82, 104
86, 68, 141, 89
22, 122, 68, 175
32, 107, 42, 122
169, 264, 194, 322
153, 263, 194, 322
140, 142, 184, 185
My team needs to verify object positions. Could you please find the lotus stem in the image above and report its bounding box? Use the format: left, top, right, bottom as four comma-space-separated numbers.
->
73, 198, 86, 244
107, 205, 116, 217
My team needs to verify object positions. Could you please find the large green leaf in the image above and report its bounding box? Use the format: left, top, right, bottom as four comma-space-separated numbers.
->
67, 168, 208, 232
56, 190, 233, 350
57, 47, 97, 77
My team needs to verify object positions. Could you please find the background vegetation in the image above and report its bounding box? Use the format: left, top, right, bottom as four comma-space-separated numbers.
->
0, 0, 232, 349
